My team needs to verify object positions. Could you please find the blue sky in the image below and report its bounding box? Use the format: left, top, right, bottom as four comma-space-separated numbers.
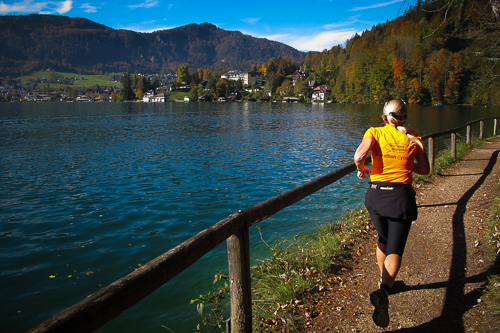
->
0, 0, 411, 52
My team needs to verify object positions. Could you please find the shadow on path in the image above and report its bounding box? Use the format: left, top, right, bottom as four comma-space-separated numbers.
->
390, 150, 499, 333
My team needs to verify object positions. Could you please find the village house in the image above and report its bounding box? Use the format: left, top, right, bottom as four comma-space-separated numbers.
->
143, 90, 167, 102
291, 70, 306, 86
142, 90, 155, 102
221, 70, 262, 86
24, 93, 52, 101
311, 85, 331, 101
240, 71, 262, 86
25, 93, 38, 101
152, 93, 167, 102
221, 70, 241, 81
76, 95, 92, 102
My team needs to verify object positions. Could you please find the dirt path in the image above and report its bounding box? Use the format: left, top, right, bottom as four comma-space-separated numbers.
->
303, 139, 500, 332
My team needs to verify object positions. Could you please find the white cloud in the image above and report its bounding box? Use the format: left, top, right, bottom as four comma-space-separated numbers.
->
292, 30, 359, 51
323, 17, 360, 30
241, 17, 260, 25
117, 21, 176, 32
56, 0, 71, 13
260, 29, 358, 52
127, 0, 159, 9
350, 0, 403, 11
260, 33, 289, 41
79, 3, 97, 13
139, 26, 175, 32
0, 0, 73, 14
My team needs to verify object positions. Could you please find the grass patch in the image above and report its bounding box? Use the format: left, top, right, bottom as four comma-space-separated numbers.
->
169, 91, 189, 101
15, 71, 120, 88
251, 209, 372, 332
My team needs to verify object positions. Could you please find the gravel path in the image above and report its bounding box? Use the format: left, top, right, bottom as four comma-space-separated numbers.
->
303, 139, 500, 332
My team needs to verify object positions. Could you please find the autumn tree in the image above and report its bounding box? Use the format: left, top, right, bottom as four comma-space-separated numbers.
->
216, 78, 228, 97
278, 80, 294, 96
177, 65, 191, 84
444, 53, 463, 104
203, 67, 213, 81
294, 80, 309, 98
427, 67, 442, 103
408, 78, 424, 104
393, 58, 408, 99
135, 88, 144, 100
189, 86, 198, 101
196, 68, 204, 83
70, 86, 78, 99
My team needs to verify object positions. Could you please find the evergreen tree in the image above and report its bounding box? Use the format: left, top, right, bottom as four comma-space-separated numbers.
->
153, 76, 160, 90
120, 72, 134, 101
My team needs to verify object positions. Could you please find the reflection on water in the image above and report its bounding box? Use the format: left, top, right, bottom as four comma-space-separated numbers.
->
0, 102, 498, 332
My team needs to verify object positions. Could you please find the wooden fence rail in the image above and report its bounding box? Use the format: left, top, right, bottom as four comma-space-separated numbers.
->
28, 117, 498, 333
422, 117, 498, 173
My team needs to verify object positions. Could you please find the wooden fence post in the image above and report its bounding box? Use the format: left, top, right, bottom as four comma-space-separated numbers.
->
494, 118, 498, 137
227, 226, 252, 333
428, 137, 434, 173
467, 125, 471, 145
480, 120, 484, 140
451, 132, 456, 159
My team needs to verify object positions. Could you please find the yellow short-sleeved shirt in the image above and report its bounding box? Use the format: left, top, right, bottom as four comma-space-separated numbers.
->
364, 124, 425, 184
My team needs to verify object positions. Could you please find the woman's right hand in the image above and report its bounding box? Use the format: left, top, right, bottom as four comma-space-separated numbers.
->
357, 166, 370, 179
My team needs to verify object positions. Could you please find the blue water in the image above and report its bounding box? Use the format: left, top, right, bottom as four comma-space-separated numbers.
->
1, 102, 499, 332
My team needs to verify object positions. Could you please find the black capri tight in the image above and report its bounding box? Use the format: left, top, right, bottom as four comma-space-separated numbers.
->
369, 212, 412, 257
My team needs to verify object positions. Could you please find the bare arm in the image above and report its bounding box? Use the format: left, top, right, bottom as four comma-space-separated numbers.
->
413, 152, 430, 175
354, 136, 374, 179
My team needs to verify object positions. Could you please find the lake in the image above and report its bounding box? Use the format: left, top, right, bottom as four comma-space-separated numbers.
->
1, 102, 499, 332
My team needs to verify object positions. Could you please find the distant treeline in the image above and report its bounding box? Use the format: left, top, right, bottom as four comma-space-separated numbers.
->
294, 0, 500, 105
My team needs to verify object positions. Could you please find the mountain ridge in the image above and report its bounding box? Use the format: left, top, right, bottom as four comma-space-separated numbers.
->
0, 14, 307, 76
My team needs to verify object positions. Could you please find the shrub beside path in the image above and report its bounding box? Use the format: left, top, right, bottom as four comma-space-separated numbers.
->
303, 139, 500, 332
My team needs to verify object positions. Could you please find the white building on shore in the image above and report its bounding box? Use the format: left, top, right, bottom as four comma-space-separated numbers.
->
143, 90, 168, 102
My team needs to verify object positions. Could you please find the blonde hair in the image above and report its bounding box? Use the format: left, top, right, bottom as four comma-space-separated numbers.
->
383, 99, 424, 150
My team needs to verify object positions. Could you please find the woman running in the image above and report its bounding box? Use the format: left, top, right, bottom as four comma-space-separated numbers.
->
353, 99, 430, 327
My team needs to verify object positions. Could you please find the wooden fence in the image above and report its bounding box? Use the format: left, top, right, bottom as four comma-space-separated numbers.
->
28, 117, 498, 333
423, 117, 498, 172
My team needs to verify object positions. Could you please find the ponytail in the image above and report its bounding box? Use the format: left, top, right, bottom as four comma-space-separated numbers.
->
396, 125, 425, 150
384, 99, 424, 151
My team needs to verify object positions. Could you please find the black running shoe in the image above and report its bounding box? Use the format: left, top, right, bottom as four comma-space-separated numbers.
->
370, 288, 389, 327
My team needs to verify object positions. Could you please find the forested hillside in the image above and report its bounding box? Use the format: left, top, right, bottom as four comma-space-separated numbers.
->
0, 14, 306, 76
294, 0, 500, 105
